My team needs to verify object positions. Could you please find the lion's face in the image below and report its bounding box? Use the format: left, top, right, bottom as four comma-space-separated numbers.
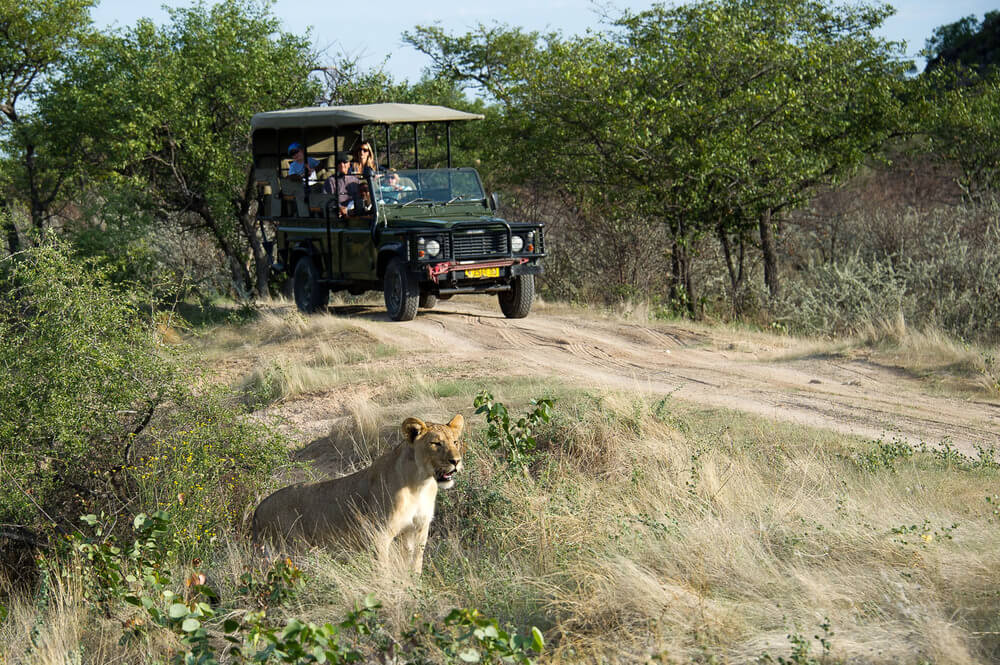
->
402, 415, 465, 489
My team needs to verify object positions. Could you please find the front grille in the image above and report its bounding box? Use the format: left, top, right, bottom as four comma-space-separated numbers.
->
452, 230, 508, 259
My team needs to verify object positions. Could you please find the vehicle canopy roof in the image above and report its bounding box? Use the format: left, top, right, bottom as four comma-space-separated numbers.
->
251, 103, 484, 131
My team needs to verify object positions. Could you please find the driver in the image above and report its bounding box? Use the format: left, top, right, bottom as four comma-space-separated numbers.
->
381, 169, 415, 192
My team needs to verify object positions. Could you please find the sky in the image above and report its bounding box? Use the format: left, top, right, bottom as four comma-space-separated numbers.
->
90, 1, 1000, 83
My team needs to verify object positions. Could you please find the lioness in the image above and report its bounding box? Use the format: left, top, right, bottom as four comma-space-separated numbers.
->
251, 414, 465, 573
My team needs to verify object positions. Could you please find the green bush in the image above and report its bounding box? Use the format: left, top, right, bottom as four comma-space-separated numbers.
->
0, 241, 175, 532
44, 510, 545, 665
0, 241, 287, 565
129, 388, 288, 554
775, 251, 907, 337
778, 204, 1000, 343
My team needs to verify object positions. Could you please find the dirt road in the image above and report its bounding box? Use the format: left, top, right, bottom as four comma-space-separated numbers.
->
293, 298, 1000, 456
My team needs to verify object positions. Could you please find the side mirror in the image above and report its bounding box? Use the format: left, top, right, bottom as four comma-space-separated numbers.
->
490, 192, 501, 212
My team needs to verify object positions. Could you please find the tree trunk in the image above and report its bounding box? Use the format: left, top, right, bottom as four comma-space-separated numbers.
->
236, 167, 271, 299
718, 223, 746, 316
194, 199, 252, 297
1, 199, 19, 254
759, 207, 780, 299
25, 142, 47, 237
668, 238, 697, 318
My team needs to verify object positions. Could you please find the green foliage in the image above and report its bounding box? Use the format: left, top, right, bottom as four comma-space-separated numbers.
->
0, 0, 96, 242
48, 509, 545, 665
236, 557, 304, 609
0, 241, 175, 530
473, 390, 554, 471
408, 0, 909, 311
923, 11, 1000, 69
56, 511, 175, 617
777, 209, 1000, 343
923, 71, 1000, 198
851, 436, 914, 473
404, 608, 544, 665
38, 0, 319, 296
130, 387, 288, 555
776, 252, 906, 337
0, 0, 94, 121
758, 619, 835, 665
0, 241, 287, 567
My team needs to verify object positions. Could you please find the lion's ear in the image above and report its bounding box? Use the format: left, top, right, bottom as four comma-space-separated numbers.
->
447, 414, 464, 435
401, 417, 427, 444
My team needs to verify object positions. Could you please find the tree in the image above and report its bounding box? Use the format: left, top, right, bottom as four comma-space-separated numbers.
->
0, 0, 95, 252
924, 11, 1000, 72
39, 1, 319, 296
921, 13, 1000, 199
407, 0, 909, 312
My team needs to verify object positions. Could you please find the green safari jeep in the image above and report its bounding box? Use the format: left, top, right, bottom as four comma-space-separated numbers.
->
251, 103, 545, 320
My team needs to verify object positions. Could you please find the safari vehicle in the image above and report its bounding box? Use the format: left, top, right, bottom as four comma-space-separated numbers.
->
250, 103, 546, 320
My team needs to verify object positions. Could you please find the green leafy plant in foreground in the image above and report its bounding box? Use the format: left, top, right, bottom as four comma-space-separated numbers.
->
473, 390, 554, 471
49, 510, 544, 664
758, 619, 836, 665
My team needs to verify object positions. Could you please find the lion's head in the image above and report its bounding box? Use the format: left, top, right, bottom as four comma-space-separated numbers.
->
401, 414, 465, 489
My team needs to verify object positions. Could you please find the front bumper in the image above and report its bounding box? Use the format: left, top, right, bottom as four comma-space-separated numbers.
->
425, 258, 537, 283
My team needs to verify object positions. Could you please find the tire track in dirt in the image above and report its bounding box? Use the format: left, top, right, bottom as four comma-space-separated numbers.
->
333, 299, 999, 454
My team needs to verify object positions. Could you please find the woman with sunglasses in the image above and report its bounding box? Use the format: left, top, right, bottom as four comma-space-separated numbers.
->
350, 141, 377, 176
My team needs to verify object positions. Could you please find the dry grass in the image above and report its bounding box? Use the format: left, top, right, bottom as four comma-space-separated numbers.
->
4, 383, 999, 663
4, 299, 1000, 664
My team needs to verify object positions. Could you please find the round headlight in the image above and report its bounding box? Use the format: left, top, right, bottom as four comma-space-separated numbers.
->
511, 235, 524, 252
425, 239, 441, 257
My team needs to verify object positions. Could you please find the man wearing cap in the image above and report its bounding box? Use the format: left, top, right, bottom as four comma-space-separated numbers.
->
287, 142, 319, 185
324, 151, 363, 217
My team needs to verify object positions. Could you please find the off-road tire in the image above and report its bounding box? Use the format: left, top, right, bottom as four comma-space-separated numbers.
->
293, 257, 327, 313
384, 258, 419, 321
498, 274, 534, 319
419, 292, 438, 309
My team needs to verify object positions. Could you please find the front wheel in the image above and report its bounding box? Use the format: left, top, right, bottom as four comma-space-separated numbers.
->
293, 257, 327, 313
384, 258, 419, 321
498, 274, 534, 319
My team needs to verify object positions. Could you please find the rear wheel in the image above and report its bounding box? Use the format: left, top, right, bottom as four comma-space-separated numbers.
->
498, 274, 534, 319
384, 258, 419, 321
293, 257, 327, 313
419, 292, 438, 309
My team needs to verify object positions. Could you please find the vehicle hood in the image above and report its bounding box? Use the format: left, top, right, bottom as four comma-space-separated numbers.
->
384, 214, 509, 229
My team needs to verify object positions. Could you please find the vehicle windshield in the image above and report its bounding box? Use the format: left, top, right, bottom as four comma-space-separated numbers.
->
373, 169, 485, 207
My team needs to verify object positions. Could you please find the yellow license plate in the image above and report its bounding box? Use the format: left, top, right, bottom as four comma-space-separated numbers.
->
464, 267, 500, 279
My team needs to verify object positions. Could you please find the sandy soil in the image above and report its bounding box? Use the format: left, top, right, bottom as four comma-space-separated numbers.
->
267, 298, 1000, 457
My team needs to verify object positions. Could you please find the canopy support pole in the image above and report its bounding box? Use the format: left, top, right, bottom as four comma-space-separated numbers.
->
447, 122, 452, 168
385, 124, 391, 169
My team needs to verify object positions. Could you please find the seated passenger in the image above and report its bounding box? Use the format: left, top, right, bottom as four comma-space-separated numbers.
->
350, 141, 376, 177
287, 142, 319, 185
324, 151, 365, 216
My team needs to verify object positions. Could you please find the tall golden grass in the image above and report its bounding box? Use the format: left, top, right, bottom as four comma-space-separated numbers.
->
3, 309, 998, 664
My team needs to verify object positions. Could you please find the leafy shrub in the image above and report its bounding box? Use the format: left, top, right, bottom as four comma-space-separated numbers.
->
473, 391, 554, 472
46, 510, 545, 665
775, 251, 907, 337
851, 435, 914, 473
778, 204, 1000, 343
0, 241, 175, 534
129, 388, 289, 555
0, 241, 288, 574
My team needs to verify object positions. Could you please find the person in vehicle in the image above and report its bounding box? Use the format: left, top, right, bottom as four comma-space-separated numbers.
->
350, 141, 377, 176
324, 151, 365, 216
381, 169, 416, 192
287, 142, 319, 184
